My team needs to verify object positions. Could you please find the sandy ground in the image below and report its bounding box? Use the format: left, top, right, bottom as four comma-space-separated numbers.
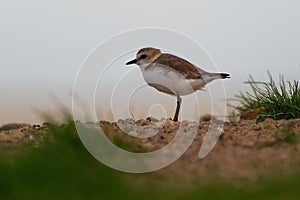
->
101, 117, 300, 183
1, 118, 300, 183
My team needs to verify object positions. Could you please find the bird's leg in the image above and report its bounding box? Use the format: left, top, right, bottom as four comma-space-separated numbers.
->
173, 95, 182, 122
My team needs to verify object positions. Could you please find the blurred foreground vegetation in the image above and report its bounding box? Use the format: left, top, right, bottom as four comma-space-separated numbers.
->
1, 121, 300, 199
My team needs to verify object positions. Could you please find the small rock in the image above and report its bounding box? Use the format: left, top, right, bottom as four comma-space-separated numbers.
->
240, 109, 259, 120
201, 114, 212, 122
164, 119, 178, 127
136, 119, 149, 126
127, 131, 138, 137
32, 124, 42, 130
146, 117, 159, 122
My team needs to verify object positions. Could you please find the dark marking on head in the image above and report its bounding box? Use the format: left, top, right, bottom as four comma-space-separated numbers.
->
140, 54, 147, 59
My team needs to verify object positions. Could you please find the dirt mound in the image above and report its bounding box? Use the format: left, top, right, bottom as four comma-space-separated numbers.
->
1, 118, 300, 182
100, 118, 300, 181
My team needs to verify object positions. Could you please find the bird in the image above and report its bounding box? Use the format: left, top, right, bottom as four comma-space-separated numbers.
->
126, 47, 230, 122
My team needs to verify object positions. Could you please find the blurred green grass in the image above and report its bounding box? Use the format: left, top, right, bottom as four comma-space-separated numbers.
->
1, 121, 300, 199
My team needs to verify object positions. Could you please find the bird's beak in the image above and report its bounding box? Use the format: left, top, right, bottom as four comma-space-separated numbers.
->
126, 59, 137, 65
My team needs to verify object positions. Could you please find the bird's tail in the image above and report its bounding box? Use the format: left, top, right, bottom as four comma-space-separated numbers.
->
207, 73, 230, 80
200, 73, 231, 87
220, 73, 230, 79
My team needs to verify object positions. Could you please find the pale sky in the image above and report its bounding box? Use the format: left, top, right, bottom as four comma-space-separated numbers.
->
1, 0, 300, 125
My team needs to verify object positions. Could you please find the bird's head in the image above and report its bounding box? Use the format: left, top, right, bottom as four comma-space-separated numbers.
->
126, 47, 162, 66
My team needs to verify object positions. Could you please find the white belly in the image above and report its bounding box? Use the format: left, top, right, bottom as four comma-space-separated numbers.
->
141, 67, 206, 96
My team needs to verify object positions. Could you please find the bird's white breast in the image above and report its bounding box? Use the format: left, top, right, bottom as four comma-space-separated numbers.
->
140, 66, 206, 96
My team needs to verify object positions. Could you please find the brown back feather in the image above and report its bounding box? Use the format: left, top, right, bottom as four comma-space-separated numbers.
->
152, 53, 205, 79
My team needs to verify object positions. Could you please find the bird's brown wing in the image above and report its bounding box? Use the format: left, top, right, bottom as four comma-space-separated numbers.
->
153, 53, 205, 79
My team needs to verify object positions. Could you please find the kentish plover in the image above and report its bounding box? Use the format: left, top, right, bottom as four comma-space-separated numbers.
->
126, 47, 230, 122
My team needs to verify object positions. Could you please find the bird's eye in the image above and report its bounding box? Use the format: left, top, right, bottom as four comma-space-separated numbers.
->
140, 54, 147, 59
